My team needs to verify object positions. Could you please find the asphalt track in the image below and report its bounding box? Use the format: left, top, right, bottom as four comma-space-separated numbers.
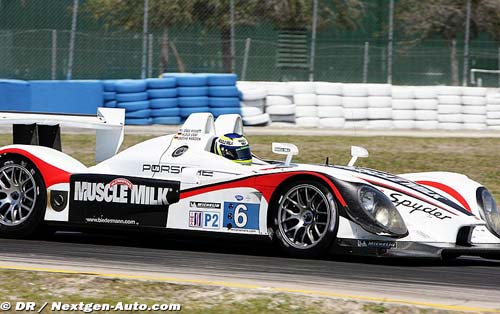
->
0, 232, 499, 312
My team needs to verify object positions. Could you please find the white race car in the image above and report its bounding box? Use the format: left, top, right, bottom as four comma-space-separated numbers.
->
0, 109, 499, 258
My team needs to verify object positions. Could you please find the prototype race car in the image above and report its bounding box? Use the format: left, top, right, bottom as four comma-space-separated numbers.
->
0, 109, 499, 259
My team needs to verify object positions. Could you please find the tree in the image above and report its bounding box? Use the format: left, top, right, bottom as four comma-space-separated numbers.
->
258, 0, 366, 31
85, 0, 194, 73
395, 0, 500, 85
192, 0, 260, 73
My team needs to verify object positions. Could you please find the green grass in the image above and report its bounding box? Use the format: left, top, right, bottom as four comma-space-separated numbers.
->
1, 134, 498, 199
0, 269, 473, 314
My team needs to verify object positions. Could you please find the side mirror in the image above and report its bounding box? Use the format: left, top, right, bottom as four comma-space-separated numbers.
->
272, 142, 299, 166
348, 146, 369, 167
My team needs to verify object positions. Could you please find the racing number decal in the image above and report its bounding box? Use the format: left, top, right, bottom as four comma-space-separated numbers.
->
204, 212, 220, 228
223, 202, 259, 230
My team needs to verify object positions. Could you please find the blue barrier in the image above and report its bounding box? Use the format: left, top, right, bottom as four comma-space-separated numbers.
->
0, 80, 31, 111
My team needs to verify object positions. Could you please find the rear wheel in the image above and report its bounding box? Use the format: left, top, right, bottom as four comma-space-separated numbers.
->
0, 156, 46, 238
272, 180, 338, 257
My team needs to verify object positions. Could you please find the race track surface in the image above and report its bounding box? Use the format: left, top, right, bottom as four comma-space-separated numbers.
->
0, 232, 499, 311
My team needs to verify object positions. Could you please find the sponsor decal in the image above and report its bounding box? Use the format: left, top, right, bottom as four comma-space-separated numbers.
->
337, 166, 471, 215
142, 164, 186, 174
188, 210, 220, 229
223, 202, 259, 231
274, 147, 291, 153
174, 128, 202, 141
390, 193, 452, 220
189, 201, 221, 209
235, 195, 244, 201
189, 211, 203, 227
69, 174, 180, 227
172, 145, 188, 157
357, 240, 397, 248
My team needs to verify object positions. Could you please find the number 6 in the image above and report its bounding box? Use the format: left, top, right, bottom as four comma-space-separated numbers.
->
234, 204, 248, 228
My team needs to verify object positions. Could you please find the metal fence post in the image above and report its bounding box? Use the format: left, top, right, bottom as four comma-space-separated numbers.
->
462, 0, 471, 86
241, 38, 251, 80
387, 0, 394, 84
498, 46, 500, 87
148, 33, 153, 78
51, 30, 57, 80
141, 0, 149, 79
230, 0, 235, 73
362, 41, 369, 83
309, 0, 318, 82
66, 0, 78, 80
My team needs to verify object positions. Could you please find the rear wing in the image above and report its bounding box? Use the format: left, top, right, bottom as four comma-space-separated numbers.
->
0, 107, 125, 162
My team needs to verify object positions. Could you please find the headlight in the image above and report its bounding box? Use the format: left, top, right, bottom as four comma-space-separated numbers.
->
477, 188, 500, 238
358, 186, 408, 237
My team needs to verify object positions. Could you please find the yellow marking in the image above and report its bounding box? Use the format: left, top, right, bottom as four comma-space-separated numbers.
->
0, 265, 498, 313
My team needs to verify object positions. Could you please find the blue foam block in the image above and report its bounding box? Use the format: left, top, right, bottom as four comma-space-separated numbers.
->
125, 109, 151, 119
179, 106, 210, 118
125, 117, 153, 125
208, 97, 240, 108
208, 86, 239, 97
178, 86, 208, 97
163, 73, 207, 87
115, 80, 147, 93
30, 80, 103, 114
104, 92, 116, 101
116, 100, 149, 111
150, 98, 178, 109
205, 74, 238, 86
104, 100, 117, 108
152, 116, 182, 125
150, 108, 180, 117
178, 96, 209, 108
147, 88, 177, 99
146, 78, 176, 89
0, 79, 31, 111
211, 107, 241, 117
116, 92, 148, 102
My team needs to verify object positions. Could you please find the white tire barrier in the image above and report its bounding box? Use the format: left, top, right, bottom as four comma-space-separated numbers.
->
438, 104, 461, 114
414, 87, 437, 99
462, 87, 487, 97
344, 120, 368, 129
266, 104, 295, 115
414, 99, 438, 110
267, 83, 293, 96
319, 117, 345, 128
315, 82, 343, 95
487, 104, 500, 111
342, 84, 368, 97
392, 109, 415, 120
392, 120, 415, 129
392, 99, 414, 110
289, 81, 316, 94
462, 96, 487, 106
368, 96, 392, 108
462, 114, 486, 124
243, 113, 270, 126
317, 95, 342, 106
342, 97, 368, 108
266, 95, 292, 106
391, 86, 414, 99
415, 110, 438, 121
487, 111, 500, 119
241, 106, 263, 117
293, 93, 317, 106
367, 120, 393, 129
463, 123, 487, 130
487, 96, 500, 105
368, 107, 392, 119
270, 114, 295, 123
438, 114, 462, 123
367, 84, 392, 96
437, 86, 463, 96
438, 95, 461, 105
295, 106, 318, 117
317, 106, 344, 118
296, 117, 320, 127
239, 87, 267, 101
462, 105, 486, 115
487, 119, 500, 126
415, 120, 439, 129
344, 108, 368, 120
241, 99, 265, 108
439, 122, 463, 130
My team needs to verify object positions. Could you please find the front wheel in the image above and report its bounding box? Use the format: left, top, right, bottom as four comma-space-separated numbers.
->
0, 156, 46, 238
272, 180, 339, 257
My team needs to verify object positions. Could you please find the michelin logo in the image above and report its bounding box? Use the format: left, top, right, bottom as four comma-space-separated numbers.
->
74, 178, 172, 205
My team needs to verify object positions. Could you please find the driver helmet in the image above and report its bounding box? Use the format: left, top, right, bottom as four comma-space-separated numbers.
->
213, 133, 252, 165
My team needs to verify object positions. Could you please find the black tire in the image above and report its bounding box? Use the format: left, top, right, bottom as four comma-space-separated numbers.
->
0, 155, 46, 238
271, 179, 339, 258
